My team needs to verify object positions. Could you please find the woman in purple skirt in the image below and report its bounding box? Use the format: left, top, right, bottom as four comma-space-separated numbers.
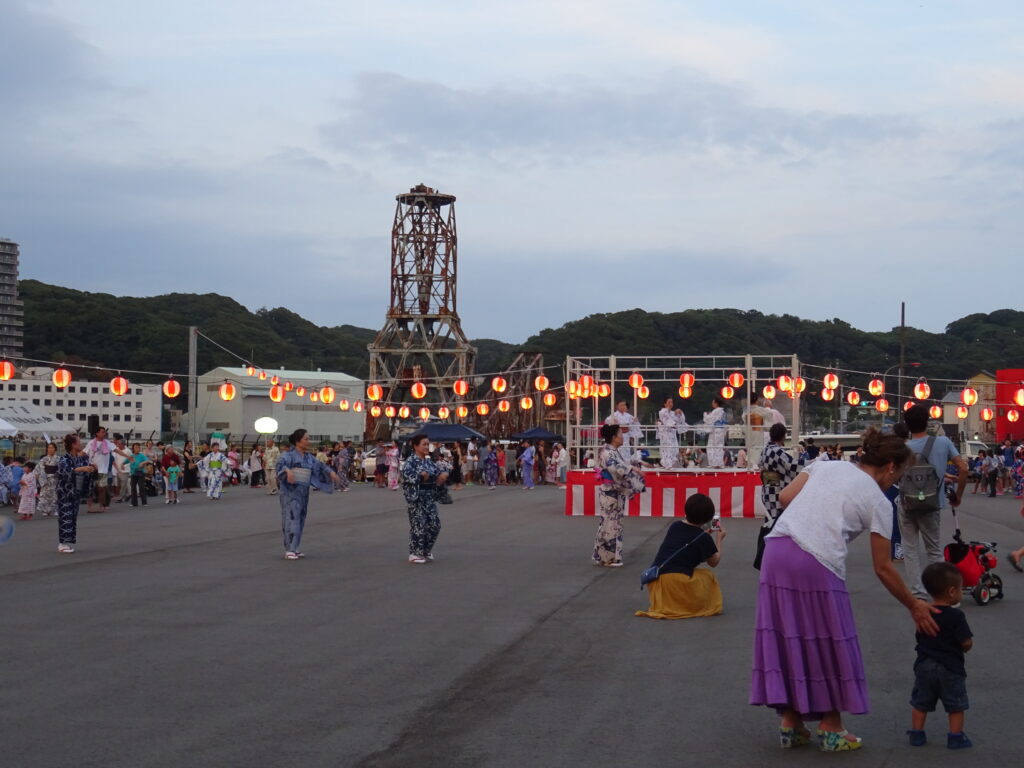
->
749, 428, 939, 751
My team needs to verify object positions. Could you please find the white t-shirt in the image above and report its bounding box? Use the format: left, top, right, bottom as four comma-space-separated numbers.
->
767, 461, 892, 580
85, 439, 119, 474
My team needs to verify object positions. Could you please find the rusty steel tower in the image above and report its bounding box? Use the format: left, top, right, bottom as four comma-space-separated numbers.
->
368, 184, 476, 408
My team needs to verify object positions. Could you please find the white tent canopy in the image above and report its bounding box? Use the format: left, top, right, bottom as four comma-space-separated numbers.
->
0, 403, 64, 438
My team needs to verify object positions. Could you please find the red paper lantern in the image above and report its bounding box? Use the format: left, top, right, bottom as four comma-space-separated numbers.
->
284, 381, 293, 392
438, 406, 450, 419
367, 383, 383, 401
566, 380, 579, 396
846, 390, 860, 406
913, 379, 931, 400
498, 399, 511, 412
258, 371, 267, 381
956, 405, 968, 420
1008, 409, 1020, 423
162, 378, 180, 398
794, 377, 806, 393
385, 405, 396, 418
823, 372, 840, 391
520, 396, 533, 410
319, 386, 336, 405
339, 399, 350, 411
637, 385, 650, 399
720, 386, 734, 399
52, 367, 72, 389
678, 386, 693, 399
628, 372, 644, 389
821, 388, 835, 402
295, 386, 306, 397
370, 405, 382, 418
477, 403, 489, 416
597, 383, 611, 398
398, 406, 410, 419
728, 372, 744, 388
929, 405, 943, 419
453, 379, 469, 397
457, 405, 469, 418
777, 374, 792, 392
353, 400, 363, 413
218, 381, 236, 401
875, 398, 890, 413
580, 374, 594, 390
310, 391, 319, 403
269, 385, 285, 402
903, 400, 916, 412
981, 407, 994, 422
960, 387, 978, 406
868, 378, 885, 397
270, 375, 279, 386
246, 365, 256, 377
762, 385, 776, 400
411, 381, 427, 399
110, 375, 129, 396
534, 375, 550, 392
419, 407, 430, 420
679, 372, 695, 388
491, 376, 508, 393
543, 393, 557, 406
1014, 387, 1024, 408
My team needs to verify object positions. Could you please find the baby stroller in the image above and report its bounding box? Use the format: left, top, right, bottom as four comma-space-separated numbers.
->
944, 503, 1003, 606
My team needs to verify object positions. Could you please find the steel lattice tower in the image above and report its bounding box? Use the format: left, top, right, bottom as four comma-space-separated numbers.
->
368, 184, 476, 410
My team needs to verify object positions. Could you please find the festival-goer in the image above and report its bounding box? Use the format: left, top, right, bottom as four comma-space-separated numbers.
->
750, 428, 939, 752
386, 440, 400, 491
114, 437, 132, 503
264, 441, 281, 495
592, 423, 643, 567
496, 444, 507, 485
657, 397, 687, 469
901, 405, 968, 599
449, 443, 464, 490
0, 458, 13, 505
56, 434, 97, 554
545, 443, 560, 485
128, 443, 151, 507
556, 442, 569, 487
755, 423, 806, 569
636, 492, 725, 619
479, 439, 498, 490
702, 397, 728, 469
163, 453, 182, 504
85, 426, 130, 513
17, 461, 37, 520
519, 440, 536, 490
181, 441, 199, 493
401, 433, 449, 564
276, 428, 339, 560
35, 443, 60, 517
1007, 544, 1024, 572
201, 442, 229, 500
606, 400, 642, 458
248, 446, 264, 488
745, 396, 774, 467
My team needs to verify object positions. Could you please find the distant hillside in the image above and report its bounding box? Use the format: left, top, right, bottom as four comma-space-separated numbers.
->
20, 280, 1024, 388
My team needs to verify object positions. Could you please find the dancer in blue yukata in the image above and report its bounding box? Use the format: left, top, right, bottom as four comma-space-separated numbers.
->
519, 440, 536, 490
276, 429, 339, 561
401, 433, 449, 564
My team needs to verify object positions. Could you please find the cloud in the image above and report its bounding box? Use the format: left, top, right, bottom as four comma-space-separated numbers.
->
322, 70, 919, 163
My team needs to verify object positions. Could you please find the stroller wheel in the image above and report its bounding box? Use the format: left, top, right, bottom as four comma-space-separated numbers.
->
973, 575, 993, 606
990, 573, 1004, 599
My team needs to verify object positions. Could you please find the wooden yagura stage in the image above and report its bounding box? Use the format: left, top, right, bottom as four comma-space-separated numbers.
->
565, 468, 766, 518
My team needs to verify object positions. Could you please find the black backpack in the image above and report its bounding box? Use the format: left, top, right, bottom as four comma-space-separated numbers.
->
900, 436, 941, 513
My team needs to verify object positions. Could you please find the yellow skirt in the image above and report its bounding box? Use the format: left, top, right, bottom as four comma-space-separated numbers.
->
635, 569, 723, 619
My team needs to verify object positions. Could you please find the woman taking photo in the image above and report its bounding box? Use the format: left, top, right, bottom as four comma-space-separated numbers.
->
56, 433, 98, 554
749, 428, 939, 751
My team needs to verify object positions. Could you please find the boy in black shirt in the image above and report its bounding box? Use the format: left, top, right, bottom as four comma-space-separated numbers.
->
907, 562, 973, 749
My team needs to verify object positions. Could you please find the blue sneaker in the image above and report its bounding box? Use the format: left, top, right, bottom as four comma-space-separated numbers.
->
947, 732, 972, 749
907, 729, 926, 747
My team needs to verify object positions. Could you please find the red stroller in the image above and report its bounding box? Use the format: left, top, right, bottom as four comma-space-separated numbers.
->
944, 506, 1003, 606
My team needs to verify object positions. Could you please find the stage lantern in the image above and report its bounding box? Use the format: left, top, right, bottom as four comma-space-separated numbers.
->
246, 365, 256, 377
283, 381, 293, 392
903, 400, 916, 412
110, 375, 129, 396
777, 374, 792, 392
543, 393, 557, 407
295, 386, 306, 398
868, 378, 884, 397
411, 381, 427, 399
353, 401, 363, 413
637, 385, 650, 399
628, 372, 644, 389
269, 385, 285, 403
678, 385, 693, 399
419, 407, 430, 420
534, 375, 550, 392
762, 385, 776, 400
823, 372, 839, 391
1015, 387, 1024, 408
981, 407, 994, 422
453, 379, 469, 397
0, 360, 15, 381
728, 372, 744, 388
846, 390, 861, 406
370, 405, 382, 418
580, 374, 594, 390
270, 375, 280, 386
720, 385, 735, 400
52, 368, 72, 389
162, 378, 180, 398
960, 387, 978, 406
491, 376, 507, 393
520, 396, 533, 410
398, 406, 410, 419
794, 377, 806, 393
477, 403, 489, 416
438, 406, 450, 419
875, 398, 890, 413
218, 381, 236, 401
258, 370, 267, 381
457, 405, 469, 418
320, 386, 336, 404
310, 391, 319, 403
913, 379, 931, 400
567, 380, 579, 396
384, 405, 396, 418
929, 405, 943, 419
339, 399, 350, 411
367, 383, 383, 401
821, 389, 835, 402
1008, 409, 1020, 423
956, 405, 968, 420
679, 372, 695, 388
498, 399, 511, 412
597, 383, 611, 398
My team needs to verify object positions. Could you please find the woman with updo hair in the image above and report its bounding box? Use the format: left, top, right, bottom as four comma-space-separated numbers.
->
592, 423, 644, 567
275, 428, 340, 560
749, 428, 940, 752
55, 433, 97, 554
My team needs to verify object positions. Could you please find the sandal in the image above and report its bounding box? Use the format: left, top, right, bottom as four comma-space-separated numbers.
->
1008, 554, 1024, 573
780, 726, 812, 748
817, 729, 863, 752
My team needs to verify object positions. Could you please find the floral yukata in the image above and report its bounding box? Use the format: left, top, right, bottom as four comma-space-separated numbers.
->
275, 448, 335, 555
56, 453, 91, 546
592, 445, 643, 566
402, 455, 442, 559
35, 454, 60, 517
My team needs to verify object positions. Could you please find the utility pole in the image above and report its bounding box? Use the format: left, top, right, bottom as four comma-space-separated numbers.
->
188, 326, 198, 446
898, 302, 906, 406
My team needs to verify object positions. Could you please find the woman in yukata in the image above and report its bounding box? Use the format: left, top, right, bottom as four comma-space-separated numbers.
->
703, 397, 729, 469
276, 428, 340, 561
657, 397, 688, 469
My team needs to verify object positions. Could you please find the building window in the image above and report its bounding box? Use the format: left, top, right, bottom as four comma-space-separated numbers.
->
32, 398, 39, 405
32, 385, 40, 392
44, 385, 52, 393
102, 401, 109, 409
20, 384, 27, 391
56, 414, 63, 420
91, 401, 98, 408
113, 414, 120, 422
44, 399, 51, 406
80, 414, 87, 421
91, 387, 98, 394
135, 388, 142, 395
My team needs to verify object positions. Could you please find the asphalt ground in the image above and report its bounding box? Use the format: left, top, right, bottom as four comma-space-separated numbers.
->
1, 480, 1022, 767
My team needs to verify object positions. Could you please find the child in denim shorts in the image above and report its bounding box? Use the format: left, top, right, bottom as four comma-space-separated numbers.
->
907, 562, 973, 749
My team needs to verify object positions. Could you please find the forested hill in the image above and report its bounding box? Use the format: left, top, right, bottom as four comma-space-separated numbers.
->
21, 280, 1024, 384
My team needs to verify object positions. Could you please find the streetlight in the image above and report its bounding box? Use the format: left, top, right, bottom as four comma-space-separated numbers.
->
882, 361, 920, 405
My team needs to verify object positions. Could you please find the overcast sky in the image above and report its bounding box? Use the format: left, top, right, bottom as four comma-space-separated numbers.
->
3, 0, 1022, 342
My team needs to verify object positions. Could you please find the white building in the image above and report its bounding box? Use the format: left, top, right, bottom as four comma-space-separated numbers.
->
0, 367, 163, 438
194, 367, 365, 443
